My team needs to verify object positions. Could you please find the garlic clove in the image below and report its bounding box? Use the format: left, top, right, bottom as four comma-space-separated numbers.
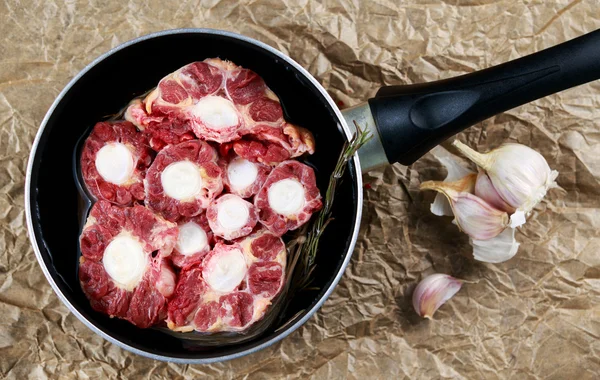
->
453, 140, 558, 215
421, 180, 509, 240
474, 171, 516, 214
412, 274, 462, 319
471, 227, 520, 263
429, 146, 475, 217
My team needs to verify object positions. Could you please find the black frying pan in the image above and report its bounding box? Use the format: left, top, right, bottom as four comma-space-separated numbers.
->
25, 28, 600, 363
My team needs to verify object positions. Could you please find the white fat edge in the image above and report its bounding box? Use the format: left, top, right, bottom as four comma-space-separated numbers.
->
204, 57, 238, 73
95, 142, 137, 186
203, 317, 225, 333
161, 161, 204, 201
264, 87, 280, 102
82, 215, 97, 230
190, 96, 239, 130
124, 99, 146, 130
176, 221, 209, 256
239, 237, 260, 266
144, 88, 161, 114
471, 228, 520, 263
252, 297, 272, 321
429, 145, 474, 217
274, 246, 287, 268
267, 178, 306, 216
102, 231, 149, 291
167, 322, 195, 333
201, 316, 224, 333
216, 196, 251, 231
227, 157, 258, 192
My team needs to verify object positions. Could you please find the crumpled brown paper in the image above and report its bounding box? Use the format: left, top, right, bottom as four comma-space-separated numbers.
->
2, 0, 600, 378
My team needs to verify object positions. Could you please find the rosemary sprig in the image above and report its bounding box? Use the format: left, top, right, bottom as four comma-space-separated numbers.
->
285, 121, 371, 293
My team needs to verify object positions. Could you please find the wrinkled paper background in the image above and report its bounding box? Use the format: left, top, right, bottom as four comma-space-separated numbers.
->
2, 0, 600, 378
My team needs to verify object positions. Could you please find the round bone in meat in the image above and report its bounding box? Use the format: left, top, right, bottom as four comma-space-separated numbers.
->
125, 58, 315, 160
171, 213, 213, 269
166, 230, 286, 333
221, 154, 271, 199
254, 160, 323, 236
80, 121, 152, 205
207, 194, 259, 240
95, 143, 135, 185
145, 140, 223, 221
267, 178, 306, 216
161, 161, 203, 201
191, 96, 240, 131
177, 221, 208, 256
102, 233, 148, 291
202, 244, 248, 293
78, 200, 179, 328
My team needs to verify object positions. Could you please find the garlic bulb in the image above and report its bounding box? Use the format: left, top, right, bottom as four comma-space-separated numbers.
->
471, 227, 519, 263
421, 179, 509, 240
453, 140, 558, 215
412, 274, 462, 319
429, 146, 474, 217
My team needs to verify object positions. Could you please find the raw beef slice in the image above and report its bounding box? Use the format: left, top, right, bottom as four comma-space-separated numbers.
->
254, 160, 323, 236
206, 194, 259, 240
124, 58, 315, 162
220, 152, 271, 199
79, 200, 178, 328
145, 140, 223, 222
171, 213, 214, 269
167, 229, 286, 332
80, 121, 153, 205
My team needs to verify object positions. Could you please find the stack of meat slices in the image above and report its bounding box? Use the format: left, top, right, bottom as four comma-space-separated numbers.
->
78, 59, 323, 332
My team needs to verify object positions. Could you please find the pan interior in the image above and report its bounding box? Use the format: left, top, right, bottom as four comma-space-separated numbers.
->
28, 31, 360, 360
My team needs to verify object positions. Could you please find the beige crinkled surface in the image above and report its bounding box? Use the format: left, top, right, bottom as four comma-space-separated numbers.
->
2, 0, 600, 378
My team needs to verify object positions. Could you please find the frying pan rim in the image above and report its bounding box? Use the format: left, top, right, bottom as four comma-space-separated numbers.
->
24, 28, 364, 363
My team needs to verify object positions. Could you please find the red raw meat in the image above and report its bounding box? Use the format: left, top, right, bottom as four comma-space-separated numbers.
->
124, 58, 315, 162
243, 229, 285, 261
167, 230, 286, 333
232, 123, 315, 166
247, 261, 283, 298
206, 194, 259, 240
145, 140, 223, 222
171, 213, 214, 269
254, 160, 323, 236
219, 153, 271, 199
80, 121, 153, 205
167, 265, 208, 328
78, 200, 178, 328
219, 292, 255, 328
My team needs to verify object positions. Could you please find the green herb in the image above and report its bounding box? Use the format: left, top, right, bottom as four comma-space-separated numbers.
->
285, 121, 371, 293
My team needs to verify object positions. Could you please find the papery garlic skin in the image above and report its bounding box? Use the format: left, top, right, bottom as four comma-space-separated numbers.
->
413, 274, 462, 319
453, 141, 558, 214
471, 227, 519, 263
429, 146, 474, 217
421, 180, 509, 240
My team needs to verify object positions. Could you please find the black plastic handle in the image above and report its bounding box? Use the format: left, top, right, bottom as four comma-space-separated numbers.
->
368, 29, 600, 166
